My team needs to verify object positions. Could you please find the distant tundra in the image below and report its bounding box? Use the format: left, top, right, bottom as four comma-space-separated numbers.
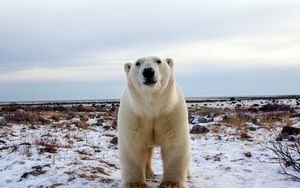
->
118, 56, 191, 188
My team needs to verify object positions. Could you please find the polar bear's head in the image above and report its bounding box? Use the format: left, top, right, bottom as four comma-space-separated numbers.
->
124, 56, 174, 92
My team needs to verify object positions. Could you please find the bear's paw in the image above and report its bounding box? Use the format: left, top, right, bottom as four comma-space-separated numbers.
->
124, 182, 148, 188
158, 181, 186, 188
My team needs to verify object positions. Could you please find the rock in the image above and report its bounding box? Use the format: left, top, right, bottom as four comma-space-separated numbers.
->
70, 118, 81, 124
110, 136, 118, 144
246, 124, 259, 131
243, 169, 252, 173
20, 166, 47, 180
97, 118, 104, 123
244, 152, 252, 158
102, 125, 111, 130
96, 122, 103, 126
0, 118, 7, 126
19, 142, 31, 146
213, 153, 222, 161
287, 135, 297, 142
247, 126, 257, 131
191, 116, 207, 124
62, 111, 75, 120
190, 125, 210, 134
80, 115, 89, 122
251, 118, 259, 124
290, 113, 300, 118
230, 158, 245, 162
281, 126, 300, 136
276, 133, 283, 141
15, 109, 26, 115
0, 146, 10, 151
112, 120, 117, 129
29, 125, 37, 130
14, 109, 26, 120
214, 156, 221, 161
88, 113, 96, 119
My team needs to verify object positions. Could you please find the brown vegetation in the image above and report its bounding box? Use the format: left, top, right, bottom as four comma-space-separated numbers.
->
34, 137, 60, 154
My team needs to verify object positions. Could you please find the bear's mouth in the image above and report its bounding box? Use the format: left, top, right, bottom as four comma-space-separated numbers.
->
143, 80, 157, 86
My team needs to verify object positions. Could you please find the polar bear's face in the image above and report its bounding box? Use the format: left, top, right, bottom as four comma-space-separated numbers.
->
124, 56, 174, 92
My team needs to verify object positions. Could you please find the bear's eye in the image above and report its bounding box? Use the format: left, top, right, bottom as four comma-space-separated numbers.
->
136, 62, 141, 66
156, 59, 161, 64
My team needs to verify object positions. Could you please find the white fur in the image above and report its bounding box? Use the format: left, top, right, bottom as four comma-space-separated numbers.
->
118, 56, 191, 187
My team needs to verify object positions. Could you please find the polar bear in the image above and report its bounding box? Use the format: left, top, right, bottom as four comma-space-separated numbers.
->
118, 56, 191, 188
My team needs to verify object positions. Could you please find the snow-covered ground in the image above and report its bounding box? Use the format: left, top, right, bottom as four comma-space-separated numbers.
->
187, 98, 299, 109
0, 99, 299, 188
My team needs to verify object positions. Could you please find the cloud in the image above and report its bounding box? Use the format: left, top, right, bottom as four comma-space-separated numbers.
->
0, 64, 123, 82
1, 31, 299, 82
69, 32, 300, 73
0, 0, 300, 100
1, 0, 299, 72
163, 33, 300, 72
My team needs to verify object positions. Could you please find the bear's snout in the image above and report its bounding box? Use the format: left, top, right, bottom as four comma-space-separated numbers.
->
142, 68, 155, 79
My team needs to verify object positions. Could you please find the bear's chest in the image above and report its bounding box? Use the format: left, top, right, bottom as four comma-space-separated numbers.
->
134, 115, 173, 146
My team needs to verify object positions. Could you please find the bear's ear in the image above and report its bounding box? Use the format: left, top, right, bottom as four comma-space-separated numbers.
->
124, 63, 132, 74
165, 58, 173, 68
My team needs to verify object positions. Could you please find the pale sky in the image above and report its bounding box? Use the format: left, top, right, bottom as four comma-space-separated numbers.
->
0, 0, 300, 101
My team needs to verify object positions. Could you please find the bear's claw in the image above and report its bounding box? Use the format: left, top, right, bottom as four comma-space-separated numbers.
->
157, 181, 185, 188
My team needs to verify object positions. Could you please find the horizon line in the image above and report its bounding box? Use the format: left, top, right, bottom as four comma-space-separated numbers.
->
1, 94, 299, 105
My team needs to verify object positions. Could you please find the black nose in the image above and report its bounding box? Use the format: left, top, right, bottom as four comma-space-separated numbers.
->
142, 68, 155, 79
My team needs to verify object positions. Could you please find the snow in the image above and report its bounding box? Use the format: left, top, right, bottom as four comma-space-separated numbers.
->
187, 98, 299, 109
0, 99, 300, 187
189, 134, 296, 188
292, 122, 300, 129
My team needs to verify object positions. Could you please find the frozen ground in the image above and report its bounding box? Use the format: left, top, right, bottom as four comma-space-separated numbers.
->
0, 98, 300, 188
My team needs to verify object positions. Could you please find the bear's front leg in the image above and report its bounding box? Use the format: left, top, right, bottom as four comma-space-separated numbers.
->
159, 139, 190, 188
119, 143, 149, 188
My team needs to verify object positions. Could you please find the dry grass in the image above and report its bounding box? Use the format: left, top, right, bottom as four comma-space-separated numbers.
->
78, 173, 98, 180
259, 103, 293, 112
229, 129, 252, 141
258, 112, 292, 130
80, 155, 94, 160
5, 110, 50, 125
92, 167, 110, 176
239, 130, 252, 141
98, 159, 118, 169
76, 149, 92, 156
220, 109, 295, 131
40, 111, 61, 121
221, 114, 251, 128
0, 104, 110, 113
90, 145, 102, 152
210, 124, 222, 134
99, 178, 114, 183
75, 122, 90, 130
267, 140, 300, 181
34, 137, 60, 154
